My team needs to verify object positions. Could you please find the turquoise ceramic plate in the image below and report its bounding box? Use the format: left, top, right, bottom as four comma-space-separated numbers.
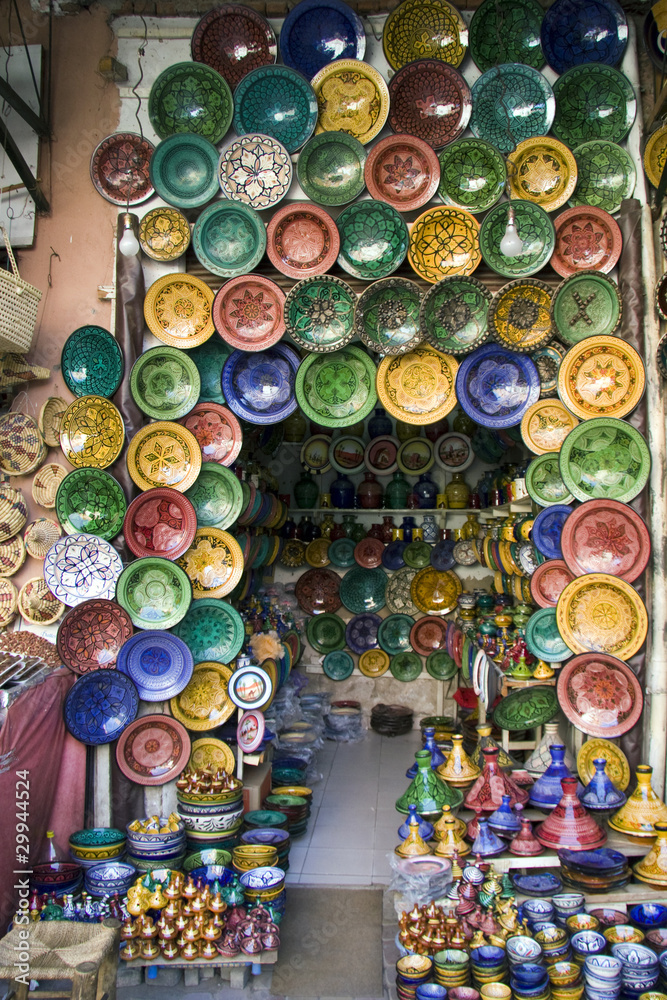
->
552, 64, 636, 147
470, 64, 555, 154
377, 613, 415, 655
150, 134, 220, 209
390, 651, 422, 681
130, 346, 200, 420
184, 462, 244, 530
469, 0, 545, 71
525, 606, 572, 662
336, 201, 409, 280
189, 338, 232, 405
192, 200, 266, 278
558, 417, 651, 504
295, 345, 378, 428
479, 200, 555, 278
323, 650, 355, 680
426, 650, 457, 680
328, 537, 356, 568
232, 64, 318, 153
438, 138, 507, 214
420, 276, 491, 356
172, 597, 244, 663
339, 566, 387, 614
297, 131, 367, 206
570, 140, 636, 216
149, 61, 233, 143
61, 326, 124, 399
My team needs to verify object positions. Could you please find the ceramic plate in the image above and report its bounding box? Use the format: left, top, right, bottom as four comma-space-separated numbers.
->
455, 344, 540, 428
116, 715, 191, 786
116, 557, 192, 630
489, 278, 554, 353
533, 342, 565, 398
426, 650, 457, 680
526, 452, 575, 507
296, 131, 366, 207
410, 616, 448, 656
329, 436, 366, 475
540, 0, 628, 74
222, 343, 300, 425
479, 200, 555, 278
61, 326, 123, 399
60, 396, 124, 470
354, 538, 384, 569
525, 605, 576, 661
493, 683, 559, 730
228, 665, 274, 709
306, 538, 331, 567
65, 671, 139, 745
553, 64, 636, 147
144, 273, 215, 348
340, 566, 387, 614
397, 438, 434, 476
557, 336, 644, 421
311, 59, 389, 146
191, 5, 277, 88
577, 737, 631, 789
507, 137, 578, 212
177, 528, 244, 599
408, 206, 481, 282
218, 133, 292, 210
551, 271, 622, 345
470, 0, 544, 71
90, 132, 154, 206
511, 872, 562, 896
410, 567, 461, 615
295, 567, 342, 614
403, 540, 432, 569
212, 275, 284, 352
434, 432, 474, 472
390, 651, 422, 681
470, 64, 555, 154
233, 65, 317, 153
149, 61, 233, 142
385, 566, 419, 616
328, 538, 356, 569
149, 134, 220, 209
364, 436, 400, 477
570, 140, 635, 215
556, 573, 648, 660
376, 347, 459, 425
438, 138, 506, 215
185, 462, 243, 530
558, 417, 650, 503
551, 205, 623, 277
188, 736, 236, 776
295, 345, 377, 428
193, 200, 266, 279
530, 559, 575, 607
358, 649, 390, 677
117, 630, 193, 700
560, 498, 650, 582
377, 613, 414, 655
557, 652, 643, 736
56, 468, 126, 541
284, 275, 356, 354
280, 0, 365, 77
57, 598, 133, 674
172, 597, 244, 663
139, 207, 190, 262
179, 402, 242, 468
130, 345, 200, 421
387, 60, 471, 149
44, 533, 124, 607
521, 399, 579, 455
345, 611, 382, 653
237, 709, 266, 753
307, 612, 346, 653
300, 434, 332, 476
266, 203, 340, 279
170, 660, 235, 729
127, 421, 202, 493
382, 0, 468, 70
383, 538, 407, 571
532, 503, 573, 559
354, 277, 423, 356
420, 276, 491, 356
365, 134, 440, 213
336, 201, 408, 280
323, 650, 355, 680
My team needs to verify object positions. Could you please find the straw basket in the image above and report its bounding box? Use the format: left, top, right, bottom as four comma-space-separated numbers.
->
32, 463, 67, 509
0, 534, 25, 577
18, 577, 64, 626
0, 579, 18, 628
0, 227, 42, 353
24, 518, 61, 560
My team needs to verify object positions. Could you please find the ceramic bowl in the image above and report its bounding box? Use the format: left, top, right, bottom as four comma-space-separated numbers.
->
611, 943, 659, 968
449, 991, 480, 1000
585, 956, 624, 980
507, 936, 543, 964
187, 864, 235, 885
471, 946, 507, 967
179, 806, 244, 833
69, 827, 126, 854
549, 961, 583, 985
646, 929, 667, 953
416, 986, 448, 1000
480, 986, 511, 1000
85, 861, 137, 895
592, 908, 630, 928
631, 906, 667, 931
568, 913, 601, 934
397, 954, 434, 981
513, 964, 549, 985
31, 862, 82, 894
524, 899, 556, 923
553, 892, 586, 914
571, 931, 607, 956
551, 987, 585, 1000
126, 820, 185, 846
183, 849, 232, 871
176, 796, 243, 816
584, 988, 622, 1000
638, 993, 667, 1000
605, 925, 646, 945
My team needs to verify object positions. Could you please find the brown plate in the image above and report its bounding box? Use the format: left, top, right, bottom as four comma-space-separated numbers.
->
212, 275, 285, 352
552, 205, 622, 278
57, 598, 134, 673
90, 132, 155, 206
530, 559, 575, 608
266, 203, 340, 279
191, 5, 277, 89
364, 134, 440, 212
178, 402, 243, 468
410, 616, 448, 655
354, 537, 385, 569
295, 567, 342, 615
388, 59, 471, 149
557, 653, 643, 738
123, 488, 198, 561
116, 715, 191, 786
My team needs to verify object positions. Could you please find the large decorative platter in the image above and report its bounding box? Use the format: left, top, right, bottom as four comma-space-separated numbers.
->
296, 131, 367, 207
60, 396, 124, 470
90, 132, 154, 206
280, 0, 365, 77
284, 276, 356, 355
479, 201, 554, 279
530, 559, 575, 608
222, 343, 299, 425
170, 661, 235, 730
266, 204, 340, 280
377, 613, 414, 655
179, 402, 242, 467
438, 138, 506, 215
365, 134, 440, 212
489, 278, 554, 353
61, 326, 124, 398
382, 0, 468, 70
172, 597, 244, 664
358, 649, 390, 677
557, 336, 644, 421
645, 123, 667, 189
144, 273, 214, 348
149, 134, 220, 209
212, 275, 285, 352
577, 737, 631, 789
184, 462, 243, 530
139, 207, 190, 262
469, 0, 544, 71
525, 606, 573, 661
390, 651, 422, 681
455, 344, 540, 429
551, 205, 622, 277
311, 59, 389, 145
385, 567, 419, 616
340, 566, 387, 614
193, 200, 266, 279
295, 345, 377, 429
44, 533, 124, 607
376, 347, 459, 425
116, 557, 192, 630
354, 278, 422, 356
556, 573, 648, 660
570, 140, 635, 215
117, 630, 193, 700
307, 611, 346, 653
177, 528, 244, 599
295, 567, 342, 615
130, 346, 200, 421
551, 271, 622, 345
408, 206, 481, 282
520, 399, 579, 455
336, 201, 408, 280
410, 567, 462, 615
127, 421, 202, 493
420, 277, 491, 356
116, 715, 191, 786
123, 488, 197, 561
558, 417, 650, 503
218, 133, 291, 210
540, 0, 628, 74
557, 653, 643, 737
552, 64, 636, 147
57, 598, 133, 674
56, 468, 126, 541
387, 60, 471, 150
148, 61, 233, 142
526, 452, 575, 507
507, 137, 577, 212
560, 499, 650, 583
470, 64, 555, 154
233, 65, 317, 153
493, 683, 559, 731
65, 671, 139, 745
191, 5, 277, 89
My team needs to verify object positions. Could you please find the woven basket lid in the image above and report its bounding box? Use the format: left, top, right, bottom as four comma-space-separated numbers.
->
0, 578, 18, 628
0, 534, 25, 577
32, 463, 67, 509
0, 355, 50, 389
0, 485, 28, 542
24, 518, 61, 560
39, 397, 68, 448
18, 577, 65, 626
0, 412, 46, 475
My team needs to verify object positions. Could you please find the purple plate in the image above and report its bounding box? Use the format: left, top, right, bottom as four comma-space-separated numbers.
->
455, 344, 541, 429
531, 505, 574, 561
345, 612, 382, 654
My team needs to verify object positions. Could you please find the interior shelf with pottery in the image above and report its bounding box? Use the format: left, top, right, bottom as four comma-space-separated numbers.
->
288, 502, 533, 516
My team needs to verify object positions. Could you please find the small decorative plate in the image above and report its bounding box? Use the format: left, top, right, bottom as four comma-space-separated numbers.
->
281, 539, 307, 568
212, 275, 284, 353
144, 273, 214, 348
61, 326, 124, 398
354, 277, 423, 356
358, 648, 390, 677
44, 533, 124, 607
365, 135, 440, 213
558, 417, 650, 503
403, 540, 432, 569
644, 124, 667, 189
116, 715, 191, 786
65, 671, 139, 746
284, 275, 356, 354
193, 200, 266, 279
237, 709, 266, 753
218, 133, 292, 210
577, 737, 631, 789
170, 660, 235, 728
189, 340, 232, 405
420, 276, 491, 356
427, 650, 457, 680
532, 503, 573, 559
306, 538, 331, 567
311, 59, 389, 146
551, 205, 622, 277
57, 598, 133, 673
411, 567, 461, 615
296, 131, 367, 207
526, 452, 575, 507
456, 344, 540, 429
222, 343, 300, 425
470, 64, 555, 155
330, 436, 366, 475
533, 342, 565, 398
557, 573, 647, 660
56, 468, 126, 540
340, 566, 387, 614
561, 499, 650, 582
493, 682, 559, 730
410, 616, 448, 656
149, 61, 233, 142
354, 537, 384, 569
266, 203, 339, 280
382, 0, 468, 70
149, 134, 221, 209
127, 421, 202, 493
397, 438, 434, 475
177, 528, 244, 599
511, 871, 562, 896
438, 138, 506, 215
408, 206, 481, 282
570, 140, 636, 215
117, 630, 193, 700
551, 271, 622, 346
377, 613, 414, 655
336, 201, 408, 281
345, 611, 382, 653
434, 432, 474, 472
470, 0, 544, 71
383, 538, 407, 571
530, 559, 575, 608
557, 336, 644, 421
387, 60, 471, 150
233, 65, 318, 153
507, 137, 578, 213
307, 612, 346, 653
489, 278, 554, 353
18, 577, 64, 625
328, 537, 356, 568
191, 5, 277, 89
90, 132, 154, 206
123, 488, 197, 561
179, 402, 242, 468
363, 437, 400, 480
185, 462, 243, 530
479, 201, 555, 279
130, 346, 200, 421
540, 0, 628, 74
301, 434, 332, 475
228, 665, 274, 710
521, 399, 579, 455
323, 650, 355, 681
295, 345, 377, 429
139, 207, 191, 261
295, 567, 342, 615
280, 0, 365, 76
385, 566, 419, 616
116, 557, 192, 630
376, 347, 459, 426
553, 64, 636, 148
188, 736, 236, 776
557, 652, 643, 735
390, 651, 423, 681
60, 396, 124, 471
172, 597, 244, 663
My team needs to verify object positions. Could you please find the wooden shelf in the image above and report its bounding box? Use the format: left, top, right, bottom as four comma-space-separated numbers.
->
125, 951, 278, 969
289, 502, 532, 516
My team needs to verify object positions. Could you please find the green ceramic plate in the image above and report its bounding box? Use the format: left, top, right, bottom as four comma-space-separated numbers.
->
306, 612, 346, 653
493, 681, 559, 730
525, 452, 575, 507
297, 131, 367, 206
354, 277, 422, 356
171, 597, 244, 663
336, 201, 409, 280
284, 275, 357, 354
469, 0, 545, 71
470, 64, 555, 155
552, 64, 636, 148
323, 649, 355, 680
551, 271, 622, 345
390, 650, 422, 681
115, 556, 192, 630
149, 134, 221, 209
420, 276, 491, 356
149, 61, 233, 143
558, 417, 651, 503
479, 201, 555, 278
189, 338, 232, 404
295, 345, 378, 428
426, 650, 457, 680
184, 462, 244, 530
130, 346, 200, 420
532, 342, 565, 398
403, 540, 432, 569
192, 200, 266, 278
339, 566, 387, 614
61, 326, 124, 399
525, 607, 572, 662
55, 468, 127, 540
233, 64, 317, 153
570, 140, 636, 215
377, 613, 415, 655
438, 138, 507, 214
328, 538, 356, 568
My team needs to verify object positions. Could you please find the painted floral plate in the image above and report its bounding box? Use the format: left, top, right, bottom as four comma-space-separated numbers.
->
385, 567, 419, 616
57, 598, 133, 674
295, 345, 377, 428
345, 611, 381, 653
354, 277, 423, 356
420, 276, 491, 356
44, 533, 124, 607
323, 650, 354, 680
296, 131, 366, 207
60, 396, 124, 470
116, 715, 191, 786
212, 275, 285, 352
570, 140, 635, 215
470, 0, 544, 71
365, 134, 440, 212
61, 326, 124, 398
387, 60, 471, 149
530, 558, 575, 608
55, 468, 127, 541
339, 566, 387, 614
177, 528, 244, 599
455, 344, 540, 429
470, 64, 555, 154
218, 133, 292, 210
336, 201, 408, 280
148, 61, 233, 142
390, 651, 422, 681
551, 205, 623, 277
139, 207, 190, 262
311, 59, 389, 145
127, 421, 202, 493
266, 203, 340, 279
558, 654, 642, 738
408, 206, 481, 282
493, 683, 559, 730
149, 134, 220, 209
184, 462, 244, 530
191, 5, 277, 89
526, 452, 575, 507
115, 557, 192, 630
193, 200, 266, 279
116, 630, 193, 700
410, 566, 461, 615
551, 271, 622, 345
560, 499, 650, 582
382, 0, 468, 70
178, 402, 242, 467
123, 488, 197, 561
377, 613, 414, 655
222, 343, 300, 425
233, 65, 317, 153
438, 138, 506, 214
65, 671, 139, 746
553, 64, 636, 147
540, 0, 628, 74
556, 573, 647, 660
90, 131, 154, 206
489, 279, 554, 353
507, 137, 578, 212
306, 612, 346, 653
525, 606, 573, 661
144, 273, 215, 348
295, 567, 342, 615
170, 661, 235, 729
172, 597, 244, 663
479, 201, 555, 278
280, 0, 365, 77
577, 737, 631, 789
376, 347, 459, 425
557, 336, 644, 421
130, 346, 200, 421
521, 399, 579, 455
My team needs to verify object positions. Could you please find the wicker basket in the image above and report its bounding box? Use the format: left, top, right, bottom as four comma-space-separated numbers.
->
24, 518, 61, 560
0, 534, 25, 577
18, 577, 64, 626
0, 485, 28, 542
0, 227, 42, 353
32, 463, 67, 509
39, 397, 68, 448
0, 579, 18, 629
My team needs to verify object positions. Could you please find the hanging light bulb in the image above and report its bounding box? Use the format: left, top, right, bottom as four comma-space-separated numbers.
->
119, 212, 140, 257
499, 202, 522, 257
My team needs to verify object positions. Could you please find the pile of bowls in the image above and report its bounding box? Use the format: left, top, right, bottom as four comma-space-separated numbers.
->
510, 962, 550, 1000
240, 827, 291, 871
239, 865, 286, 916
604, 925, 645, 946
548, 959, 583, 1000
611, 943, 660, 999
558, 849, 630, 893
535, 925, 571, 964
396, 954, 433, 1000
84, 861, 136, 897
552, 893, 586, 927
183, 848, 232, 872
69, 827, 126, 868
583, 954, 623, 1000
232, 844, 279, 873
186, 864, 235, 887
271, 755, 308, 787
507, 936, 544, 969
30, 861, 82, 897
263, 793, 309, 836
244, 809, 288, 831
570, 931, 607, 965
660, 950, 667, 988
433, 948, 470, 989
523, 898, 556, 928
126, 818, 186, 872
471, 946, 508, 989
177, 781, 244, 854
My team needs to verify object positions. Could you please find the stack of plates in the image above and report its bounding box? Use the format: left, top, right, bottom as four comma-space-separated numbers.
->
244, 809, 289, 832
432, 948, 471, 989
232, 843, 279, 873
263, 793, 309, 837
371, 703, 413, 736
240, 827, 291, 871
558, 848, 630, 892
611, 942, 660, 999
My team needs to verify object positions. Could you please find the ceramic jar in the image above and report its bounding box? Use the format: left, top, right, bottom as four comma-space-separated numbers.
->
421, 515, 438, 543
368, 408, 392, 438
445, 473, 470, 509
396, 420, 419, 442
296, 516, 320, 542
453, 408, 475, 436
529, 745, 579, 811
381, 516, 396, 543
319, 514, 335, 539
357, 471, 383, 509
579, 759, 627, 812
293, 472, 319, 509
283, 410, 307, 442
385, 471, 410, 509
342, 513, 366, 543
425, 417, 449, 443
331, 474, 355, 509
415, 474, 437, 509
366, 522, 384, 541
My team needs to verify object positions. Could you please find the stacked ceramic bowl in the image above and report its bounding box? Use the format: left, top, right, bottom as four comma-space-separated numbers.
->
239, 865, 286, 916
84, 861, 136, 898
244, 809, 289, 832
126, 819, 186, 872
433, 949, 471, 989
524, 898, 556, 929
604, 926, 645, 947
30, 862, 82, 897
396, 955, 434, 1000
183, 847, 232, 872
271, 755, 308, 787
610, 943, 660, 1000
659, 950, 667, 989
325, 700, 363, 740
232, 844, 279, 874
548, 959, 584, 1000
552, 893, 587, 927
263, 793, 309, 836
240, 828, 291, 871
583, 955, 623, 1000
511, 963, 551, 1000
471, 946, 508, 990
177, 781, 244, 854
69, 827, 126, 868
507, 936, 545, 969
570, 932, 608, 966
558, 850, 630, 893
535, 925, 572, 964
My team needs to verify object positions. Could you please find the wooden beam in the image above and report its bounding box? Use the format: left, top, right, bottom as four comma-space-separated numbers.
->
0, 77, 49, 138
0, 117, 49, 213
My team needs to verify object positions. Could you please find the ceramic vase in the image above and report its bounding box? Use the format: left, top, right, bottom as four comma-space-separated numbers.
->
524, 723, 576, 775
578, 758, 627, 812
425, 417, 449, 443
471, 818, 505, 858
535, 777, 607, 851
366, 522, 384, 541
529, 745, 580, 812
407, 726, 447, 777
331, 474, 355, 509
488, 795, 521, 838
395, 815, 433, 858
342, 513, 366, 543
469, 724, 519, 772
357, 471, 383, 510
368, 408, 392, 439
633, 821, 667, 886
421, 515, 438, 543
398, 804, 434, 842
396, 750, 464, 819
465, 747, 530, 812
380, 516, 396, 543
445, 473, 470, 509
296, 516, 320, 542
437, 734, 481, 789
608, 765, 667, 838
433, 812, 471, 858
385, 471, 410, 509
283, 410, 307, 442
415, 474, 437, 509
293, 472, 319, 509
508, 805, 543, 856
329, 519, 346, 541
396, 420, 419, 442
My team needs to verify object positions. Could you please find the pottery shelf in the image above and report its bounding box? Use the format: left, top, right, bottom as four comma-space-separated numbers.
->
124, 950, 277, 988
288, 502, 532, 516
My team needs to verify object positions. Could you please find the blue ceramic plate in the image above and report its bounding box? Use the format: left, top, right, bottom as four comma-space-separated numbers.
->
456, 344, 541, 429
329, 537, 356, 568
117, 630, 194, 701
559, 847, 626, 870
339, 566, 387, 614
149, 134, 220, 209
345, 612, 382, 653
232, 65, 318, 153
192, 200, 266, 278
431, 538, 457, 571
64, 671, 139, 746
541, 0, 628, 75
222, 343, 300, 425
171, 597, 245, 663
531, 504, 574, 560
323, 649, 355, 680
280, 0, 365, 78
470, 64, 555, 154
511, 872, 562, 897
382, 538, 407, 570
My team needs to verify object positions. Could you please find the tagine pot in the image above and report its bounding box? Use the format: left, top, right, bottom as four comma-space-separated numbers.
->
508, 804, 543, 856
398, 804, 434, 842
433, 812, 471, 858
524, 722, 576, 775
488, 794, 521, 838
529, 745, 581, 812
633, 822, 667, 887
397, 749, 464, 819
437, 734, 481, 789
407, 726, 446, 777
465, 747, 530, 812
579, 758, 627, 813
608, 765, 667, 839
535, 777, 607, 851
471, 818, 505, 858
432, 804, 468, 842
470, 724, 519, 772
395, 815, 433, 858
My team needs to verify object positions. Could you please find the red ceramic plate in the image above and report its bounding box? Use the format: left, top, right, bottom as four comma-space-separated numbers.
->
446, 621, 456, 658
364, 134, 441, 212
57, 598, 133, 674
388, 59, 472, 149
90, 132, 155, 206
364, 435, 400, 477
560, 499, 650, 583
295, 567, 342, 615
179, 402, 243, 467
410, 616, 448, 656
237, 708, 266, 753
212, 275, 285, 352
191, 5, 277, 89
557, 653, 643, 738
123, 488, 197, 560
116, 715, 191, 786
530, 559, 575, 608
551, 206, 623, 278
266, 203, 340, 279
354, 537, 385, 568
453, 629, 464, 668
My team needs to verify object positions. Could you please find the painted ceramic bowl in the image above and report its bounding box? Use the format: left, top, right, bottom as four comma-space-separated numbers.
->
191, 5, 277, 89
354, 277, 423, 356
388, 59, 471, 149
218, 133, 292, 210
233, 64, 318, 153
266, 203, 339, 279
148, 61, 233, 143
383, 0, 468, 70
311, 59, 389, 145
365, 134, 440, 212
296, 131, 367, 206
212, 275, 285, 351
192, 200, 266, 279
336, 201, 409, 280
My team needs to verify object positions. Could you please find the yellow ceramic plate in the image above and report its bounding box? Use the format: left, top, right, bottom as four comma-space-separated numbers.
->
177, 527, 244, 599
305, 538, 331, 567
144, 273, 215, 348
60, 395, 125, 470
507, 137, 578, 212
382, 0, 468, 70
557, 335, 645, 421
556, 573, 648, 661
139, 207, 191, 262
577, 738, 630, 791
376, 347, 459, 426
408, 207, 481, 282
520, 399, 579, 455
189, 735, 236, 773
643, 122, 667, 188
489, 278, 553, 353
170, 663, 235, 731
311, 59, 389, 145
127, 421, 202, 492
359, 648, 390, 677
410, 567, 462, 615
